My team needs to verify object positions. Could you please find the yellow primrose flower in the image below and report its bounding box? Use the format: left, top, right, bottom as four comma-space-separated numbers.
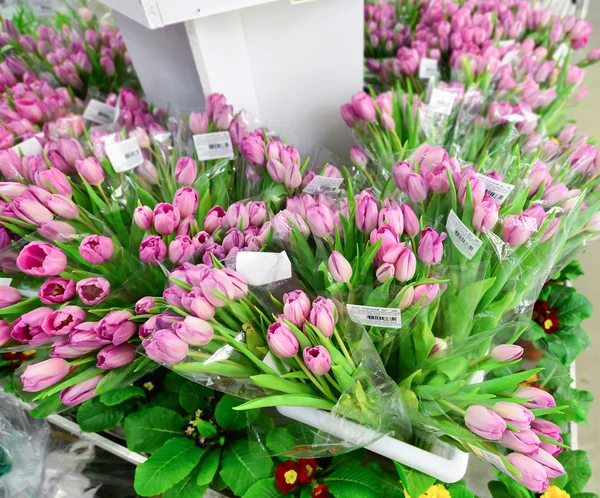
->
541, 486, 570, 498
419, 484, 451, 498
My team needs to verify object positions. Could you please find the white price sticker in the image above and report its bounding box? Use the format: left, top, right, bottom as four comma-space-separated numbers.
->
478, 448, 511, 476
419, 58, 438, 79
12, 137, 43, 157
476, 173, 515, 205
105, 138, 143, 173
429, 88, 455, 116
0, 278, 12, 286
303, 176, 344, 195
193, 132, 234, 161
446, 210, 482, 260
498, 39, 515, 48
553, 43, 569, 64
83, 99, 118, 125
31, 0, 53, 16
346, 304, 402, 329
235, 251, 292, 286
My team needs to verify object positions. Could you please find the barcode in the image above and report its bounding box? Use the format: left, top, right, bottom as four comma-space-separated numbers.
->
367, 315, 398, 322
124, 150, 140, 159
208, 143, 226, 150
454, 230, 474, 251
487, 190, 503, 200
98, 112, 111, 119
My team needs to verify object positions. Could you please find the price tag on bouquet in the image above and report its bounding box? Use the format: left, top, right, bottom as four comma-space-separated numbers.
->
11, 137, 43, 157
346, 304, 402, 329
303, 176, 344, 195
468, 444, 511, 477
419, 58, 438, 80
428, 88, 455, 116
476, 174, 515, 205
105, 138, 144, 173
446, 210, 483, 260
553, 43, 570, 64
30, 0, 53, 16
83, 99, 118, 125
193, 132, 234, 161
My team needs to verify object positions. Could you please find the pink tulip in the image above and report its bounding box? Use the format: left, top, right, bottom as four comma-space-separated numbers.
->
76, 277, 110, 306
506, 453, 549, 493
42, 305, 86, 336
308, 302, 336, 337
203, 206, 225, 234
17, 242, 67, 276
21, 358, 70, 392
154, 203, 181, 235
282, 290, 311, 327
418, 228, 446, 265
328, 251, 353, 283
412, 283, 439, 306
60, 375, 103, 406
95, 310, 137, 345
465, 405, 507, 440
400, 204, 419, 237
97, 343, 136, 370
35, 168, 72, 196
472, 196, 499, 233
200, 269, 236, 307
189, 112, 209, 134
168, 235, 195, 264
529, 448, 565, 478
46, 194, 78, 219
514, 387, 556, 409
0, 320, 11, 346
11, 308, 54, 345
76, 157, 105, 185
394, 246, 416, 282
351, 91, 377, 121
0, 286, 20, 308
499, 429, 541, 455
180, 288, 215, 320
491, 344, 524, 362
173, 187, 199, 218
376, 263, 395, 282
134, 206, 154, 231
139, 235, 167, 265
79, 235, 114, 265
493, 402, 534, 431
303, 346, 332, 376
306, 203, 335, 237
173, 316, 214, 346
13, 197, 54, 225
225, 202, 249, 231
143, 329, 189, 365
267, 322, 299, 358
174, 157, 197, 185
501, 215, 537, 247
405, 173, 428, 202
38, 277, 76, 304
356, 196, 379, 233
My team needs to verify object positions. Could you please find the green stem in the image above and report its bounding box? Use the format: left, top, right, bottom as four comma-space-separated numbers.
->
440, 399, 466, 416
294, 354, 337, 403
333, 327, 356, 370
325, 372, 342, 393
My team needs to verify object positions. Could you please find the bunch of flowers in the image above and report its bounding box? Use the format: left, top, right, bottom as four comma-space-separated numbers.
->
1, 4, 138, 96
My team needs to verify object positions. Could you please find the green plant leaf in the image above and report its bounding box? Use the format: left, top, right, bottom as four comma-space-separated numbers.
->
488, 481, 512, 498
124, 407, 186, 453
266, 427, 296, 456
242, 478, 285, 498
392, 464, 435, 498
163, 465, 207, 498
29, 393, 64, 419
219, 441, 275, 496
95, 357, 157, 395
495, 472, 533, 498
555, 450, 592, 494
196, 447, 221, 486
100, 386, 146, 406
446, 484, 476, 498
134, 439, 204, 497
178, 382, 213, 413
76, 398, 124, 433
215, 394, 259, 430
324, 466, 383, 498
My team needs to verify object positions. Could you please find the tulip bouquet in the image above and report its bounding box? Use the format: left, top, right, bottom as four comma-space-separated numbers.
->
2, 4, 139, 96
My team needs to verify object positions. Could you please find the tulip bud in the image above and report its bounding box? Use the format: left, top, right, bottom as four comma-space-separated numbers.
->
400, 204, 419, 237
418, 228, 446, 265
0, 320, 11, 346
139, 235, 167, 265
225, 202, 250, 231
499, 429, 541, 455
97, 343, 136, 370
189, 112, 209, 134
59, 374, 103, 406
529, 448, 565, 479
501, 215, 537, 247
394, 246, 416, 282
181, 288, 215, 320
351, 92, 376, 121
506, 453, 549, 493
429, 337, 448, 357
134, 206, 154, 231
46, 194, 79, 219
13, 197, 54, 226
340, 103, 359, 127
350, 147, 368, 168
203, 206, 225, 234
376, 263, 395, 282
472, 196, 499, 233
76, 157, 105, 185
465, 405, 507, 440
282, 290, 311, 327
356, 196, 379, 233
36, 168, 72, 197
303, 346, 332, 376
174, 156, 197, 186
542, 183, 571, 206
493, 402, 534, 431
0, 286, 20, 308
173, 187, 199, 219
514, 387, 556, 409
21, 358, 70, 392
38, 220, 77, 243
79, 235, 114, 264
491, 344, 524, 362
308, 302, 336, 337
306, 203, 335, 237
154, 203, 181, 235
200, 269, 236, 307
173, 316, 214, 346
267, 322, 299, 358
392, 161, 412, 190
143, 329, 189, 365
328, 251, 353, 283
412, 283, 439, 307
405, 173, 428, 203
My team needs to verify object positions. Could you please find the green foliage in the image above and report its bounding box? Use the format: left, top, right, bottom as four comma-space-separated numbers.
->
242, 478, 285, 498
215, 394, 259, 430
219, 440, 275, 496
554, 450, 592, 495
76, 398, 124, 433
99, 386, 145, 406
124, 407, 185, 453
178, 382, 213, 413
324, 466, 383, 498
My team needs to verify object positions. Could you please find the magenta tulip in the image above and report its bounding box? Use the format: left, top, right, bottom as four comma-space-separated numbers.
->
328, 251, 352, 283
38, 277, 76, 304
133, 206, 153, 231
514, 387, 556, 409
95, 310, 136, 345
173, 187, 199, 219
405, 173, 428, 202
143, 329, 189, 365
506, 453, 549, 493
0, 320, 11, 346
174, 156, 197, 185
0, 286, 20, 308
499, 429, 541, 455
493, 402, 534, 431
76, 157, 105, 185
282, 290, 311, 327
17, 242, 67, 276
139, 235, 167, 265
10, 307, 54, 345
203, 206, 226, 234
22, 358, 70, 392
173, 316, 214, 346
97, 343, 136, 370
418, 228, 446, 265
154, 203, 181, 235
42, 305, 86, 336
491, 344, 524, 362
306, 203, 335, 237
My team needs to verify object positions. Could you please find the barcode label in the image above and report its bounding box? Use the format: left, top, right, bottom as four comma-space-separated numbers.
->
303, 176, 344, 195
498, 39, 515, 48
346, 304, 402, 329
105, 137, 144, 173
476, 446, 511, 477
429, 88, 455, 116
83, 99, 118, 125
476, 174, 515, 205
11, 137, 43, 157
446, 210, 482, 260
193, 132, 234, 161
419, 58, 438, 79
553, 43, 569, 64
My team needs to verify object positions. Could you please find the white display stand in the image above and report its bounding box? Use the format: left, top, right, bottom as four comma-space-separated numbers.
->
98, 0, 363, 157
